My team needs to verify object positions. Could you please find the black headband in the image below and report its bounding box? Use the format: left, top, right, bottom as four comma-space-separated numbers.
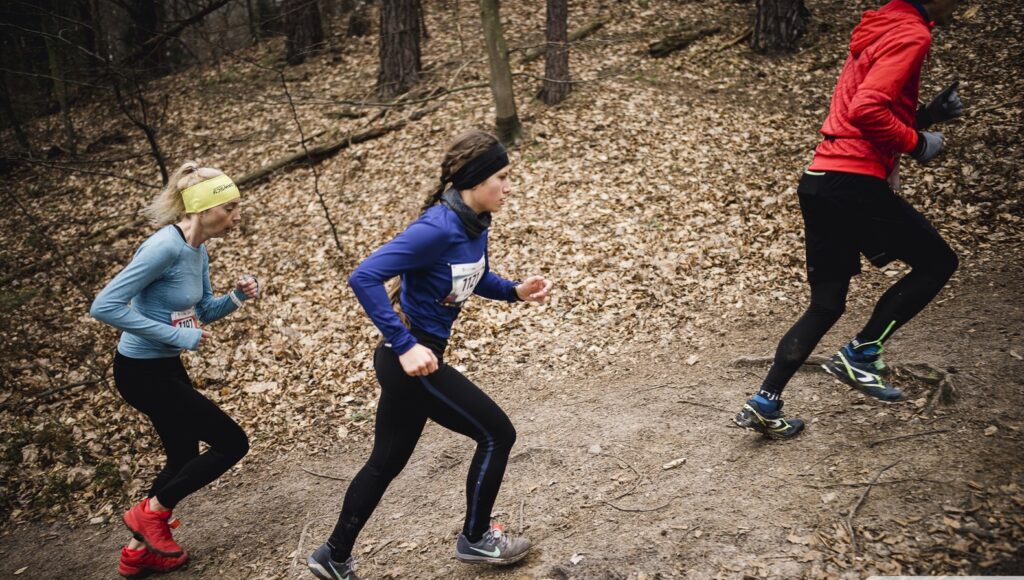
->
450, 143, 509, 190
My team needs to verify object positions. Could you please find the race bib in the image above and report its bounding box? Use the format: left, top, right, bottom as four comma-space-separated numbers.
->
440, 256, 486, 308
170, 307, 200, 329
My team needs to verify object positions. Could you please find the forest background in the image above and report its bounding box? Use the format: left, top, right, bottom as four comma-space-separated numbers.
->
0, 0, 1022, 577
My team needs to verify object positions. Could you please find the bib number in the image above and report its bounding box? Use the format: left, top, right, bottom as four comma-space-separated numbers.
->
171, 308, 200, 329
441, 256, 485, 308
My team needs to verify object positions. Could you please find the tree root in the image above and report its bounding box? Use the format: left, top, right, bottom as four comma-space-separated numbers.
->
846, 460, 900, 554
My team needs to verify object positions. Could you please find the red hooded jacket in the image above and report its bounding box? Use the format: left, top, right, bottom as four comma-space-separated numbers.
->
808, 0, 934, 180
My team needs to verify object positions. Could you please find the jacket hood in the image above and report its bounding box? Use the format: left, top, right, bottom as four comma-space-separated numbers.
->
850, 0, 930, 55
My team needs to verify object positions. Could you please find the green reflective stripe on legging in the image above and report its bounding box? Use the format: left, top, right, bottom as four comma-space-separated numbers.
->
876, 320, 897, 344
805, 170, 826, 176
858, 320, 897, 351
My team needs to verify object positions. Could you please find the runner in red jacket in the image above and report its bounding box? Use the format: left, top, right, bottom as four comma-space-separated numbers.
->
734, 0, 963, 440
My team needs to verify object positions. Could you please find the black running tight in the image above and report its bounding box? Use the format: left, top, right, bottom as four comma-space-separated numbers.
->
761, 247, 957, 397
113, 353, 249, 508
328, 335, 516, 561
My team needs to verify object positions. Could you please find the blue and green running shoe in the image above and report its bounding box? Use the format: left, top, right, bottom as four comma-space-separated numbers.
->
734, 398, 804, 440
822, 346, 903, 401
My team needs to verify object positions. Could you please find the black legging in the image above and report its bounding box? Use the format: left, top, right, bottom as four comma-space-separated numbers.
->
761, 246, 958, 397
327, 333, 516, 561
113, 353, 249, 508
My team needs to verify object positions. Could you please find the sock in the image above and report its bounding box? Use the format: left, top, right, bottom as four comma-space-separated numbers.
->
752, 392, 780, 412
327, 540, 349, 563
845, 338, 882, 362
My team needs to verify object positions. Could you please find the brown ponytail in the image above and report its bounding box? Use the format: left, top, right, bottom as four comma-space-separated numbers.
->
389, 130, 503, 324
418, 129, 501, 212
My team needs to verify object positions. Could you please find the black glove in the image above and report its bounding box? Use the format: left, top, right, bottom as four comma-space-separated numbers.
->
917, 81, 963, 129
911, 131, 944, 164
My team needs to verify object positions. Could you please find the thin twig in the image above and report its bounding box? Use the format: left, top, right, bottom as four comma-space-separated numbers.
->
607, 453, 643, 500
301, 467, 349, 481
597, 497, 676, 513
968, 98, 1024, 117
276, 70, 343, 256
676, 399, 732, 413
867, 429, 951, 448
518, 498, 525, 535
805, 477, 948, 489
846, 461, 900, 554
368, 538, 395, 558
292, 517, 319, 570
732, 355, 829, 369
2, 157, 161, 189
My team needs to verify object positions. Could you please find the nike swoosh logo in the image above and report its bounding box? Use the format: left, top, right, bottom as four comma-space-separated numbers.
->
471, 546, 501, 557
327, 562, 349, 580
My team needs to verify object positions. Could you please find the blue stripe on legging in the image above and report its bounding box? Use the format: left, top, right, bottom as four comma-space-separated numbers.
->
418, 376, 494, 534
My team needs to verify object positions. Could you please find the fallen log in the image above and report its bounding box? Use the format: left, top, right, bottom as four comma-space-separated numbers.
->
519, 20, 606, 64
648, 26, 722, 58
235, 104, 441, 188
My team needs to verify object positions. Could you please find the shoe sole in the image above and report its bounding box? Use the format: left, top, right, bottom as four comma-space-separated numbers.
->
735, 411, 803, 441
122, 512, 184, 558
455, 549, 530, 566
821, 363, 903, 402
306, 557, 354, 580
119, 555, 189, 578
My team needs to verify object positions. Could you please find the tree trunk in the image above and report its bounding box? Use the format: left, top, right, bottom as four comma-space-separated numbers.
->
539, 0, 570, 106
480, 0, 522, 145
377, 0, 421, 99
41, 8, 76, 153
127, 0, 164, 72
284, 0, 325, 65
417, 0, 429, 40
751, 0, 808, 53
0, 72, 30, 154
347, 0, 372, 37
245, 0, 261, 43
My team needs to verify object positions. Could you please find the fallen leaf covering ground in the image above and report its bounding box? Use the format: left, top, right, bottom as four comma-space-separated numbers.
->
1, 0, 1022, 577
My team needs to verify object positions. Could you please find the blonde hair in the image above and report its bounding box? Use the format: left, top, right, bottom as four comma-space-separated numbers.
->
144, 161, 225, 226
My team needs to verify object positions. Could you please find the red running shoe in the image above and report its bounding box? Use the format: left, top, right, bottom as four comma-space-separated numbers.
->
118, 546, 189, 577
123, 498, 183, 556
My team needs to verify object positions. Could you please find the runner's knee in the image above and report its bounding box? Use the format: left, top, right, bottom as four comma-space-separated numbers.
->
218, 425, 249, 465
807, 300, 845, 326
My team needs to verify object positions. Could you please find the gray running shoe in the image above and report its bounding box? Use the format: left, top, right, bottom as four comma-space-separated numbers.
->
455, 524, 531, 565
307, 543, 359, 580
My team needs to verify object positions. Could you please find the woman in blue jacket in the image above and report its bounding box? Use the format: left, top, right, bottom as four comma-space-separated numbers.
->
307, 130, 552, 579
90, 161, 258, 577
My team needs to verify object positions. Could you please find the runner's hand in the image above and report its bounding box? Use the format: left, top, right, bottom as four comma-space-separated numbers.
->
924, 81, 963, 126
196, 330, 212, 350
886, 163, 901, 192
399, 344, 438, 377
911, 131, 944, 164
515, 276, 553, 303
235, 275, 259, 299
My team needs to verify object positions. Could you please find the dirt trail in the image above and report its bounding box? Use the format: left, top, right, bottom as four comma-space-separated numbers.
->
2, 244, 1021, 579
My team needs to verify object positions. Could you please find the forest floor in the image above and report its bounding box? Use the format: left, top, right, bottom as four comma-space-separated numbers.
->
1, 0, 1022, 578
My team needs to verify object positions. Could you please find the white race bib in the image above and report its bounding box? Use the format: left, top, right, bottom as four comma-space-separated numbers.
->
170, 307, 200, 329
440, 256, 486, 308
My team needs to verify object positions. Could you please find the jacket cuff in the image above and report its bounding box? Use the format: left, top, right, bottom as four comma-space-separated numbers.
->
509, 281, 522, 302
390, 332, 417, 356
916, 105, 933, 130
910, 132, 925, 157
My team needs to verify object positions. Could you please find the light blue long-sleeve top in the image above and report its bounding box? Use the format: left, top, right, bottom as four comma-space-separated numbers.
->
90, 225, 246, 358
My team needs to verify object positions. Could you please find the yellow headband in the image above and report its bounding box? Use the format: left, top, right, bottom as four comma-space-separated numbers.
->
180, 174, 240, 214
